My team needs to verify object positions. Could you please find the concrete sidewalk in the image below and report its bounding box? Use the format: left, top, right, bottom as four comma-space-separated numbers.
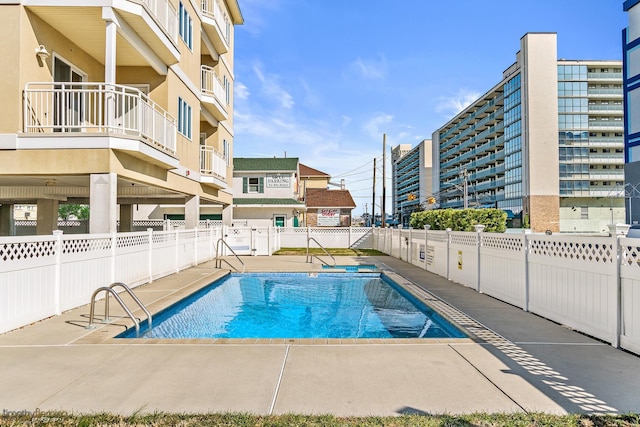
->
0, 256, 639, 416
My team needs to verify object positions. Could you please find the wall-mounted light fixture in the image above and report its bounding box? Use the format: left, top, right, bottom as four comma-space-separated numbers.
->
35, 44, 50, 61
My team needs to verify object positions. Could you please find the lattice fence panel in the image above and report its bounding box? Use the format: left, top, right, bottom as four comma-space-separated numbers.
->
482, 235, 524, 252
528, 239, 614, 264
0, 240, 57, 261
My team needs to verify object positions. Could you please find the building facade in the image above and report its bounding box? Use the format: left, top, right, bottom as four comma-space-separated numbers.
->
304, 188, 355, 227
232, 157, 305, 228
391, 140, 433, 227
624, 0, 640, 225
0, 0, 242, 236
432, 33, 625, 233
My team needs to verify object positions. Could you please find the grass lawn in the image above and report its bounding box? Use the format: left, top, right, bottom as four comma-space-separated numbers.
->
273, 248, 384, 256
2, 412, 640, 426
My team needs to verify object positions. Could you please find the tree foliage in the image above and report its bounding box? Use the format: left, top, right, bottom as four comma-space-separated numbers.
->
409, 208, 507, 232
58, 204, 89, 220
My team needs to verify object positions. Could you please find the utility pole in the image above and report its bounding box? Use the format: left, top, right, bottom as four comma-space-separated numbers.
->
461, 168, 468, 209
372, 158, 376, 226
382, 133, 387, 228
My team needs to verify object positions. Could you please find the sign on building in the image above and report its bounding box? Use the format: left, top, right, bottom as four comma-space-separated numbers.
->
266, 174, 290, 188
318, 208, 340, 226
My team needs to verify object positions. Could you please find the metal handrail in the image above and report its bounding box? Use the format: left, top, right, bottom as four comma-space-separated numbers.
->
306, 237, 336, 267
86, 287, 141, 337
108, 282, 152, 332
215, 238, 246, 272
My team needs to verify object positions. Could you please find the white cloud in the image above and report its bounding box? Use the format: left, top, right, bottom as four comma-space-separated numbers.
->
235, 82, 250, 101
252, 63, 294, 110
363, 114, 394, 139
435, 89, 481, 117
346, 56, 386, 80
236, 0, 284, 36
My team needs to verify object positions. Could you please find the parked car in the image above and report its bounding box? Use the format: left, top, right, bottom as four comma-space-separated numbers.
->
628, 224, 640, 238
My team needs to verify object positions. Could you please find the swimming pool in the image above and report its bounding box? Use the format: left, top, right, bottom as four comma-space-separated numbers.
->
118, 272, 466, 339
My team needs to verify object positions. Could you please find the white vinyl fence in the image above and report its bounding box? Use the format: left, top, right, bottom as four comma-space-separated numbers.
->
0, 226, 371, 334
0, 228, 221, 334
372, 227, 640, 355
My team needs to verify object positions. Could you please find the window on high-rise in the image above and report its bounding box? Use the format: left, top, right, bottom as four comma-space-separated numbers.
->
179, 2, 193, 50
178, 97, 192, 139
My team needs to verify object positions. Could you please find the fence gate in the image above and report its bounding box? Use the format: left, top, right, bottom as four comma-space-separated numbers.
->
224, 226, 253, 255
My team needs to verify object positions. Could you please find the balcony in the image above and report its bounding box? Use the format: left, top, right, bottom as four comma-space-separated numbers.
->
201, 0, 231, 54
201, 65, 228, 121
25, 1, 179, 68
200, 145, 227, 187
22, 82, 178, 168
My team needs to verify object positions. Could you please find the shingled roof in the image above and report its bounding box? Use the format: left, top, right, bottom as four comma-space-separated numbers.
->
305, 188, 356, 208
233, 157, 299, 172
299, 163, 330, 178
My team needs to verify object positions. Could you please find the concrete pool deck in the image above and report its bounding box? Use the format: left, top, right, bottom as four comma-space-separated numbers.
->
1, 255, 640, 416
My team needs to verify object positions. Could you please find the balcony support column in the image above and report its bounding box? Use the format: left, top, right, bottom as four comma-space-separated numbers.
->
185, 195, 200, 230
90, 173, 118, 234
36, 199, 59, 235
104, 15, 117, 85
0, 203, 15, 236
222, 204, 233, 226
119, 204, 134, 232
104, 10, 117, 130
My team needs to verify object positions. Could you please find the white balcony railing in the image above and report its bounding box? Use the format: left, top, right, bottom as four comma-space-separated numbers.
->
200, 145, 227, 180
23, 82, 176, 155
201, 0, 231, 45
201, 65, 227, 108
138, 0, 179, 44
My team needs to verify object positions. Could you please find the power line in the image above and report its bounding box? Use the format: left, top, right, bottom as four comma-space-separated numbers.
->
332, 158, 376, 178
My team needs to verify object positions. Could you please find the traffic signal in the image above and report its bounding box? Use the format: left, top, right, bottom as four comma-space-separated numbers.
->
427, 197, 436, 204
407, 193, 416, 201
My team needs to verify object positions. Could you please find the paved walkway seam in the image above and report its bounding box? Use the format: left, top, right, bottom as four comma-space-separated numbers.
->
269, 344, 290, 415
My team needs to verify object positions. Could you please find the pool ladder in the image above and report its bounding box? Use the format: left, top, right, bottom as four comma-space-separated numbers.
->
306, 237, 336, 267
215, 238, 246, 273
86, 282, 152, 337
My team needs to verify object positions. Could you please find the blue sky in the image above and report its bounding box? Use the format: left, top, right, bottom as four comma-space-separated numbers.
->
232, 1, 628, 216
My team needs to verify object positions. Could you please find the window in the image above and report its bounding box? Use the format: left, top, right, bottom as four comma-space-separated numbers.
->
178, 97, 192, 139
243, 177, 264, 193
223, 75, 230, 105
223, 139, 230, 166
274, 215, 286, 227
581, 207, 589, 220
179, 2, 193, 50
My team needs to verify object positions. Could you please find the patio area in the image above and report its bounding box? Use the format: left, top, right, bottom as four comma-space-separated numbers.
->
1, 256, 639, 416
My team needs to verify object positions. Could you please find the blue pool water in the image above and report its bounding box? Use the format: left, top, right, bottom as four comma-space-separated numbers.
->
321, 264, 379, 272
119, 273, 465, 339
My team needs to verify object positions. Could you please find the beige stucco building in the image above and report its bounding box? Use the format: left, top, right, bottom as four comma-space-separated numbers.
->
0, 0, 242, 235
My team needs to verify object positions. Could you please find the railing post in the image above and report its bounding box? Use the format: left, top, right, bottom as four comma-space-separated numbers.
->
474, 225, 485, 292
446, 228, 452, 280
424, 225, 430, 271
408, 228, 412, 264
194, 228, 199, 266
614, 234, 622, 348
53, 230, 63, 315
110, 232, 117, 285
524, 233, 530, 312
147, 228, 154, 283
175, 229, 180, 273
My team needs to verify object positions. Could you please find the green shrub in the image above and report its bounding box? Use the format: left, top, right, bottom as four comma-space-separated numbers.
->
409, 208, 507, 232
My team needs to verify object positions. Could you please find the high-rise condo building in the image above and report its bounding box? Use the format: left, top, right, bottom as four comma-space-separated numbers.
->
624, 0, 640, 225
432, 33, 624, 233
391, 140, 433, 227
